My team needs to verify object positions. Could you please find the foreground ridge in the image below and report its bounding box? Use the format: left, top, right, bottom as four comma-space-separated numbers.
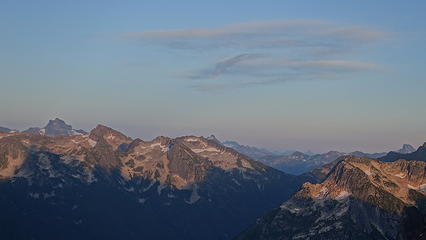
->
236, 156, 426, 240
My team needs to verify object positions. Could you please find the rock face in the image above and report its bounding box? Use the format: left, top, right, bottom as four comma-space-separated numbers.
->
235, 156, 426, 240
0, 127, 306, 240
23, 118, 87, 136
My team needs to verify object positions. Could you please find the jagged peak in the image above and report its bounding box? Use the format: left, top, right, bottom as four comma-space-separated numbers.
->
206, 134, 221, 143
46, 118, 69, 126
398, 144, 415, 154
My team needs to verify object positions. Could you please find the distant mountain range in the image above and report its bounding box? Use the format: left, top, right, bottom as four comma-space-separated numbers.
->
0, 120, 307, 240
236, 156, 426, 240
222, 141, 299, 159
0, 118, 87, 136
0, 126, 13, 133
224, 140, 416, 175
379, 143, 426, 162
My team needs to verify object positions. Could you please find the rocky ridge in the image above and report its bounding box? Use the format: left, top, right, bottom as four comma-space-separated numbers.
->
0, 124, 305, 240
236, 156, 426, 240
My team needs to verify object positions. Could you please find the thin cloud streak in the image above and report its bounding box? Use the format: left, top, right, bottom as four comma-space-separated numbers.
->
189, 54, 379, 81
126, 20, 389, 50
187, 53, 263, 79
125, 19, 389, 91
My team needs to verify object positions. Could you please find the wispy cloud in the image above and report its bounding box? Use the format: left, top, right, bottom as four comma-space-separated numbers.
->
187, 53, 263, 79
187, 55, 379, 90
190, 58, 378, 91
126, 20, 388, 50
125, 20, 389, 91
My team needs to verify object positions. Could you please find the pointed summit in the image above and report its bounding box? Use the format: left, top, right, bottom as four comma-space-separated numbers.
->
45, 118, 73, 136
398, 144, 415, 154
206, 134, 222, 145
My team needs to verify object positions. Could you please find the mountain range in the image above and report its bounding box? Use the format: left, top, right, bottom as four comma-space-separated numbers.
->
0, 120, 307, 240
379, 143, 426, 162
0, 118, 424, 240
0, 127, 12, 133
222, 141, 299, 159
224, 140, 416, 175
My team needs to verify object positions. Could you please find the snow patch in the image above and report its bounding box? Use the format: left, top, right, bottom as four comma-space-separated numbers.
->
232, 178, 241, 186
85, 170, 97, 183
143, 180, 156, 192
29, 192, 40, 199
335, 191, 351, 200
150, 143, 169, 152
157, 184, 167, 195
280, 203, 302, 214
394, 172, 406, 178
70, 129, 82, 136
106, 134, 115, 140
192, 147, 220, 153
185, 184, 200, 204
88, 139, 97, 147
167, 193, 176, 198
363, 169, 372, 176
185, 138, 200, 143
43, 191, 55, 199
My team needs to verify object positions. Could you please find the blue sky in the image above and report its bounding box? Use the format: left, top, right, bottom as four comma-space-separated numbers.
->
1, 0, 425, 153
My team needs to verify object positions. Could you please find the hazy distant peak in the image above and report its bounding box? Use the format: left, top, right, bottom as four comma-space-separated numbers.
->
0, 127, 13, 133
22, 118, 87, 137
398, 144, 415, 154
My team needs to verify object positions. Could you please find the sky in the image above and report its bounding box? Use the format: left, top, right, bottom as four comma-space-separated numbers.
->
1, 0, 426, 153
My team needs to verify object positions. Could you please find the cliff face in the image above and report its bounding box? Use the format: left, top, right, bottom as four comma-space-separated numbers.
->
236, 156, 426, 240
